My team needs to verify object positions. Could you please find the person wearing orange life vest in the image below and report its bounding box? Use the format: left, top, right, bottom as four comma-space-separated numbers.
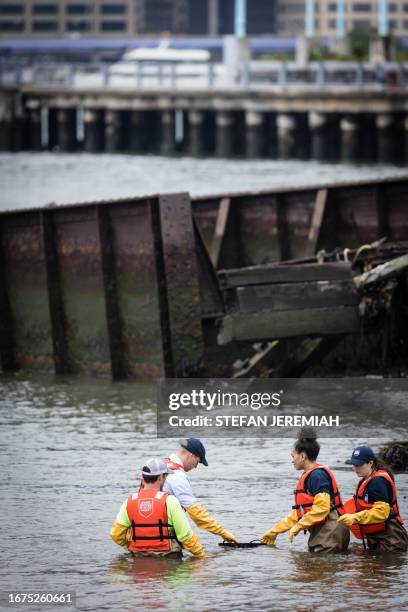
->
110, 458, 206, 558
338, 445, 408, 552
162, 438, 238, 543
260, 427, 350, 553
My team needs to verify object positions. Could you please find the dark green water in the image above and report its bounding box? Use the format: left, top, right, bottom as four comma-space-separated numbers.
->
0, 373, 407, 611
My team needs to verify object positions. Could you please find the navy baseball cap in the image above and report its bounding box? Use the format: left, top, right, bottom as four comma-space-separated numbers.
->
345, 445, 375, 466
179, 438, 208, 466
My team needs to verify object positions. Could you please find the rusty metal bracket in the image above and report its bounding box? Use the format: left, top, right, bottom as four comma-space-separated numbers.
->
154, 193, 204, 377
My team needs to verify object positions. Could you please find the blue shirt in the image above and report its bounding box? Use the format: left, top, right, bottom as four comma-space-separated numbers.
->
305, 468, 331, 496
364, 476, 393, 504
162, 453, 198, 509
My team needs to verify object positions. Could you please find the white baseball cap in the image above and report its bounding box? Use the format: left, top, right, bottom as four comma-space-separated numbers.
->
141, 458, 168, 476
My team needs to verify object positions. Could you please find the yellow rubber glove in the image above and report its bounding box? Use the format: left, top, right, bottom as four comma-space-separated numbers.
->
337, 501, 390, 526
260, 509, 299, 546
296, 492, 331, 530
187, 503, 238, 542
289, 523, 303, 543
337, 513, 359, 527
182, 533, 206, 558
110, 522, 130, 548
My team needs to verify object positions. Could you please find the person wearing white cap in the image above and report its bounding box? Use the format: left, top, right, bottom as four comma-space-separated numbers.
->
162, 438, 237, 543
110, 458, 206, 558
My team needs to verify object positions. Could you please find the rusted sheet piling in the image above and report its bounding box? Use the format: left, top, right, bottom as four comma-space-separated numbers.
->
0, 176, 408, 378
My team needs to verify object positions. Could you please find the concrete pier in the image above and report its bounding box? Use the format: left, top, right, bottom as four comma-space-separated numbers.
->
84, 109, 103, 153
188, 110, 205, 156
245, 110, 264, 158
160, 110, 176, 156
55, 109, 76, 151
104, 110, 122, 153
216, 111, 234, 157
308, 111, 328, 161
0, 95, 13, 151
27, 106, 42, 151
340, 115, 359, 162
277, 114, 296, 159
376, 114, 394, 163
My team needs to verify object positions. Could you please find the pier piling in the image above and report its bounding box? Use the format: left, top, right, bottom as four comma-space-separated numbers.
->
340, 115, 359, 162
84, 109, 103, 153
104, 110, 122, 153
160, 110, 176, 156
216, 111, 234, 157
188, 110, 205, 156
245, 110, 264, 158
277, 114, 296, 159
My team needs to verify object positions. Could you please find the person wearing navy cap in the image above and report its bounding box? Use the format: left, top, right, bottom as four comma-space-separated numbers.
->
338, 445, 408, 551
162, 438, 238, 543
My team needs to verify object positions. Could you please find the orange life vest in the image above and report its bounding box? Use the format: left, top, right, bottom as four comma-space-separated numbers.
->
353, 470, 403, 536
293, 464, 344, 525
126, 489, 176, 552
164, 457, 185, 472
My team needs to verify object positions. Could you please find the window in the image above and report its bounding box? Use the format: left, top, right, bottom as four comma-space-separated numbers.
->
100, 4, 126, 15
328, 3, 337, 11
32, 19, 58, 30
66, 4, 91, 15
389, 3, 397, 11
66, 20, 91, 31
352, 4, 371, 12
0, 20, 24, 30
0, 4, 24, 14
352, 19, 371, 30
328, 19, 337, 29
100, 20, 125, 30
32, 4, 58, 15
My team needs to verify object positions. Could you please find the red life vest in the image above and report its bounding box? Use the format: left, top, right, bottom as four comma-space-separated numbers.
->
126, 489, 176, 552
354, 470, 404, 536
293, 464, 344, 525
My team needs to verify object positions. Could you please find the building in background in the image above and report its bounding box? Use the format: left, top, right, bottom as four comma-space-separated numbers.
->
0, 0, 276, 38
0, 0, 407, 39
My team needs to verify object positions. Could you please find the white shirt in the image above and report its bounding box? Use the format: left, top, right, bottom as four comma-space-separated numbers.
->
163, 453, 198, 509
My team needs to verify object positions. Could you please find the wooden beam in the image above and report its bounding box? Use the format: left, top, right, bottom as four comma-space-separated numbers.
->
218, 262, 352, 289
210, 197, 231, 268
305, 188, 328, 257
233, 340, 279, 377
234, 280, 359, 313
271, 336, 342, 377
217, 307, 360, 345
193, 217, 224, 316
354, 254, 408, 290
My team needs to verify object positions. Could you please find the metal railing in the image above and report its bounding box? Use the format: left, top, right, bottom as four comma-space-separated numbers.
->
0, 58, 407, 91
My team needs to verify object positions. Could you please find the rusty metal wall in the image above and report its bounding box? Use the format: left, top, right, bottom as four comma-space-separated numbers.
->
1, 176, 407, 378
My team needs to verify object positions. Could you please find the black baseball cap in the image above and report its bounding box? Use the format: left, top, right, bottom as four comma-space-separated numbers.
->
345, 445, 375, 466
179, 438, 208, 466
